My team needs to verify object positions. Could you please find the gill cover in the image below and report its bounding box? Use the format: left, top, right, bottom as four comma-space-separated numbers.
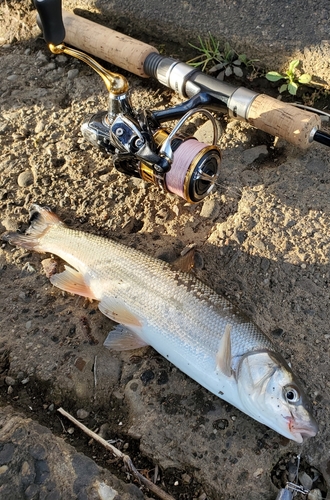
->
236, 350, 318, 442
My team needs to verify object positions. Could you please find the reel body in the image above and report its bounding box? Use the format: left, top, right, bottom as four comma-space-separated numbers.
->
81, 105, 222, 203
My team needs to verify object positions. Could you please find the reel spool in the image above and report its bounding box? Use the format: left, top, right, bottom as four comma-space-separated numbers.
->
139, 108, 222, 203
139, 129, 221, 203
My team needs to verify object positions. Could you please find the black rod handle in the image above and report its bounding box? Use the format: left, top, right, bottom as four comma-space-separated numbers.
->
313, 129, 330, 147
34, 0, 65, 45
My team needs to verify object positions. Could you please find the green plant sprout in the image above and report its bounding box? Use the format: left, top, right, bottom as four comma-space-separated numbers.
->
266, 59, 312, 96
187, 33, 223, 72
208, 42, 244, 78
187, 34, 258, 78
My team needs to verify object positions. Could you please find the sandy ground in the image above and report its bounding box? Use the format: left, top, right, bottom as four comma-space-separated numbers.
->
0, 1, 330, 499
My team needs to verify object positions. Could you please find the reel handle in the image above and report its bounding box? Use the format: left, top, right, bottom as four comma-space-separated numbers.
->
34, 0, 65, 45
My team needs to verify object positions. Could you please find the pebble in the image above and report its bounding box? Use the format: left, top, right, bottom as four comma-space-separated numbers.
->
17, 170, 34, 188
7, 74, 18, 81
308, 489, 323, 500
35, 120, 45, 134
252, 468, 263, 478
299, 471, 313, 490
76, 409, 90, 420
1, 216, 18, 231
5, 376, 16, 386
200, 198, 220, 218
25, 321, 32, 331
67, 69, 79, 80
56, 54, 68, 63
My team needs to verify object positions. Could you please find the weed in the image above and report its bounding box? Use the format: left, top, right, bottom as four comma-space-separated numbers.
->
187, 34, 223, 72
187, 34, 258, 79
266, 59, 312, 96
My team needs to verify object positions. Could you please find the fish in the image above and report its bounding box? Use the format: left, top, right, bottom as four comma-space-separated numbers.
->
2, 204, 318, 443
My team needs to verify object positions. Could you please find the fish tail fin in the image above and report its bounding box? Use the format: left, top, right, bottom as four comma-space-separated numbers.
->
2, 204, 62, 252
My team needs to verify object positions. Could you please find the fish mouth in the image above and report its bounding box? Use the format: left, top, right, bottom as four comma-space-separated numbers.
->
283, 415, 319, 443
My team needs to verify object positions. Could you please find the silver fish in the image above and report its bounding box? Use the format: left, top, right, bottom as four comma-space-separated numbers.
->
3, 204, 318, 442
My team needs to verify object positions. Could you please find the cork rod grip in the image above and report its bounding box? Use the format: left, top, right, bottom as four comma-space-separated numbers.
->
247, 94, 321, 148
62, 10, 158, 78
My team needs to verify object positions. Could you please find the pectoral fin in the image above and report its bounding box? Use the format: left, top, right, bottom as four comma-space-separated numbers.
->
50, 265, 97, 299
216, 323, 233, 377
98, 295, 142, 327
104, 324, 149, 351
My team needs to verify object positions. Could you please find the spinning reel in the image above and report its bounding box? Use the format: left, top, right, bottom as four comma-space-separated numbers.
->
39, 31, 221, 204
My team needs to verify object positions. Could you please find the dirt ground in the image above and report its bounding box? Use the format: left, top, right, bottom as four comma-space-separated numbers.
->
0, 1, 330, 499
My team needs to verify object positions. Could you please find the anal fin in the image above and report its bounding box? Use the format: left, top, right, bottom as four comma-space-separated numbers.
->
50, 265, 96, 299
104, 325, 148, 351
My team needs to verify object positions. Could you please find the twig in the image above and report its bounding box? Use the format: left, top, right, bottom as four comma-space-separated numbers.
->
57, 407, 175, 500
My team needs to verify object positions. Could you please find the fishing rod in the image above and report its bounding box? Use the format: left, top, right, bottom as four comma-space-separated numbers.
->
34, 0, 330, 203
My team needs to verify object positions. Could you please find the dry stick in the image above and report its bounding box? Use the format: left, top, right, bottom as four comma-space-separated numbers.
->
57, 407, 175, 500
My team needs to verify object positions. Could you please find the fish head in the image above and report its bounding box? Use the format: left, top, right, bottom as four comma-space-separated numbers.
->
236, 350, 318, 443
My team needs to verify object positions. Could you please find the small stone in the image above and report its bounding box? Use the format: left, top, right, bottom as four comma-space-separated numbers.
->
24, 483, 40, 499
36, 51, 48, 63
7, 74, 18, 81
45, 62, 56, 71
76, 409, 90, 420
21, 377, 30, 385
26, 321, 32, 331
67, 68, 79, 80
308, 489, 323, 500
299, 471, 313, 490
56, 54, 68, 63
200, 198, 220, 218
0, 465, 8, 474
29, 443, 47, 460
0, 443, 15, 465
17, 170, 34, 187
7, 386, 13, 395
1, 217, 18, 231
5, 376, 16, 386
181, 473, 191, 484
35, 121, 45, 134
253, 468, 263, 478
97, 481, 119, 500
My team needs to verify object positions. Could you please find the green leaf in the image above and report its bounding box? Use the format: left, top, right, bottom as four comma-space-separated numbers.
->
298, 73, 312, 84
225, 66, 233, 77
288, 82, 298, 95
266, 71, 285, 82
279, 83, 288, 93
233, 66, 244, 77
288, 59, 300, 74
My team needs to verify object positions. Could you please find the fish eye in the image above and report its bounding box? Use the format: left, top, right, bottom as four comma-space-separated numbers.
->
284, 386, 300, 403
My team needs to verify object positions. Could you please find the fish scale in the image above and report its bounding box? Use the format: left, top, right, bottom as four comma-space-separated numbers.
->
2, 204, 318, 442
